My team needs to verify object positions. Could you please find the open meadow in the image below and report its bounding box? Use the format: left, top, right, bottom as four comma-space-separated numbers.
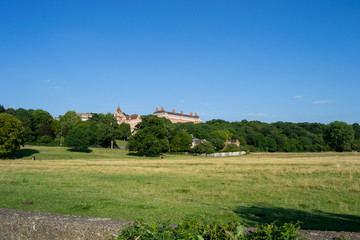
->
0, 146, 359, 232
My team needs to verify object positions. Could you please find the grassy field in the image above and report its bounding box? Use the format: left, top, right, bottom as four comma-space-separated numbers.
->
1, 146, 359, 232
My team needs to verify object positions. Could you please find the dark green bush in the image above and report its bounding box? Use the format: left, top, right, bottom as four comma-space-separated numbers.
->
64, 124, 93, 152
222, 143, 240, 152
114, 218, 305, 240
191, 141, 215, 154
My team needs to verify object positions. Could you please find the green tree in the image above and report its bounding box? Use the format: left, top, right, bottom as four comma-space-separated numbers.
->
170, 131, 193, 152
0, 105, 5, 113
352, 123, 360, 140
118, 123, 131, 140
0, 113, 25, 157
36, 122, 55, 138
92, 113, 121, 147
31, 109, 53, 127
207, 131, 225, 151
64, 123, 93, 151
192, 141, 215, 154
127, 115, 169, 156
59, 111, 81, 137
324, 121, 354, 152
50, 119, 61, 138
15, 108, 36, 142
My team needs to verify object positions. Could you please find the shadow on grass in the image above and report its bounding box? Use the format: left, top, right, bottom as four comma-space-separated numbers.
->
233, 204, 360, 232
14, 149, 40, 159
127, 152, 161, 157
67, 148, 93, 153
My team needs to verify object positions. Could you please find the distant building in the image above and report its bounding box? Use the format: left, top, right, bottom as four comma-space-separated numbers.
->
153, 107, 202, 124
78, 113, 92, 121
225, 139, 240, 147
191, 136, 207, 148
114, 107, 141, 133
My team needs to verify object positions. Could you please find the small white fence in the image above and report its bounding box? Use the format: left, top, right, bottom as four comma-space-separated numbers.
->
194, 151, 247, 157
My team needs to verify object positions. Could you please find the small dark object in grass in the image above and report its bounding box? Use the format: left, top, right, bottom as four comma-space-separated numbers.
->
256, 202, 265, 204
21, 201, 34, 205
255, 213, 266, 217
31, 156, 35, 160
146, 182, 152, 184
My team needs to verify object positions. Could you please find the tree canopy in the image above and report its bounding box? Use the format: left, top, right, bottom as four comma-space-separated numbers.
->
127, 115, 169, 156
0, 113, 25, 157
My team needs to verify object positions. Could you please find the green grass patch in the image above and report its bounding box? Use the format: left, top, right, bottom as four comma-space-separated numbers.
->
0, 146, 359, 232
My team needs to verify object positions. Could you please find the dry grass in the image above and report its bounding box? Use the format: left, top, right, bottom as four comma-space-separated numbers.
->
0, 147, 359, 231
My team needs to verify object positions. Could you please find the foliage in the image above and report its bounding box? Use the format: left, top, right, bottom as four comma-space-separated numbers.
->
223, 143, 240, 152
127, 115, 169, 156
36, 135, 54, 144
0, 105, 5, 113
115, 218, 304, 240
64, 123, 93, 151
208, 131, 226, 151
36, 122, 55, 138
2, 105, 360, 153
59, 110, 82, 137
90, 113, 123, 147
0, 113, 25, 157
118, 123, 131, 140
192, 141, 215, 154
31, 109, 53, 129
170, 131, 193, 152
324, 121, 354, 152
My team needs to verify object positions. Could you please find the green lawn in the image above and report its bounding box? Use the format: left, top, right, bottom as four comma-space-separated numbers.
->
1, 146, 359, 232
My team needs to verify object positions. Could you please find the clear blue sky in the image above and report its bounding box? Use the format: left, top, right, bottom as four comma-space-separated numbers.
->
1, 0, 359, 124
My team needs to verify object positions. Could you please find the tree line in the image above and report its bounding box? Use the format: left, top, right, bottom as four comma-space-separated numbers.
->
0, 105, 131, 156
127, 115, 360, 156
1, 104, 359, 157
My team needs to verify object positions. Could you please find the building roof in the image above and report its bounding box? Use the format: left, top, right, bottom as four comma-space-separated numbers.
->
154, 110, 200, 119
116, 107, 122, 113
127, 115, 140, 120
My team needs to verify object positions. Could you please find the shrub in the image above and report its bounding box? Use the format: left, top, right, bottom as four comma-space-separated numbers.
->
222, 143, 240, 152
115, 219, 305, 240
192, 141, 215, 154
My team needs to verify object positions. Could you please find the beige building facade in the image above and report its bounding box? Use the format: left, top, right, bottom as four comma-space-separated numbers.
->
153, 107, 202, 124
114, 107, 141, 133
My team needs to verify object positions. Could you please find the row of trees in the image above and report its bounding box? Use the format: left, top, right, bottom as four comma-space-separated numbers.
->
127, 115, 360, 155
1, 104, 359, 156
171, 119, 360, 153
0, 105, 131, 155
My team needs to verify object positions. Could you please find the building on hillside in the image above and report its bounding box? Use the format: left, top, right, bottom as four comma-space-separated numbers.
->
78, 113, 92, 121
153, 107, 202, 124
191, 136, 207, 148
225, 139, 240, 147
114, 107, 141, 133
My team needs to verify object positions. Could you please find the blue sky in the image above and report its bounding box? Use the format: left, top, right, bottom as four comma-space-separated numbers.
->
1, 1, 359, 124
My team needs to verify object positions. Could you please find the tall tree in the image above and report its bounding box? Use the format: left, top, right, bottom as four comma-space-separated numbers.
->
127, 115, 169, 156
0, 113, 24, 157
170, 131, 193, 152
324, 121, 354, 152
64, 123, 93, 152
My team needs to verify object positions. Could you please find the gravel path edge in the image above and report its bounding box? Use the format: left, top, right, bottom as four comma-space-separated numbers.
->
0, 208, 359, 240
